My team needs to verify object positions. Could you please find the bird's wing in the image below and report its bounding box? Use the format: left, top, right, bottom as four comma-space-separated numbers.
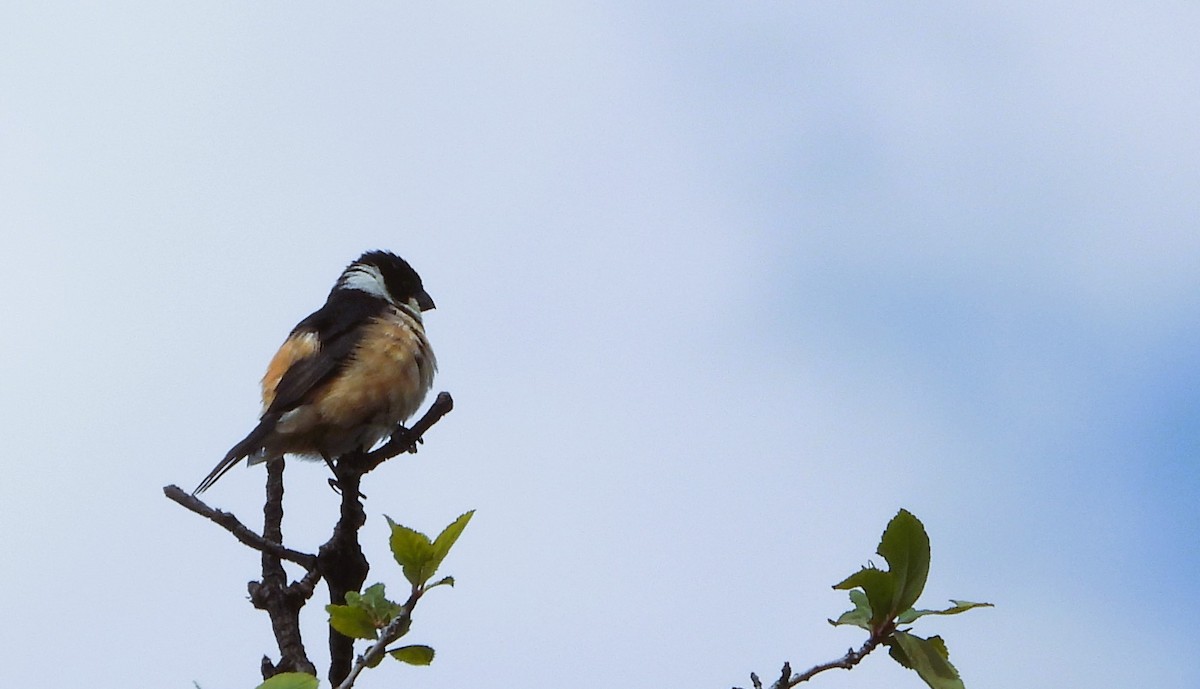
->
265, 292, 382, 416
192, 292, 386, 494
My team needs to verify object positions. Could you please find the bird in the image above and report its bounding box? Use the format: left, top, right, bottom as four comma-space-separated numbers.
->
194, 250, 437, 494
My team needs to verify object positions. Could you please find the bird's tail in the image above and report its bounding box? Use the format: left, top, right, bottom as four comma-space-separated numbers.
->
193, 416, 276, 494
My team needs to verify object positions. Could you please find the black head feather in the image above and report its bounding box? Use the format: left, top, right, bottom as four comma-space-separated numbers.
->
337, 250, 435, 311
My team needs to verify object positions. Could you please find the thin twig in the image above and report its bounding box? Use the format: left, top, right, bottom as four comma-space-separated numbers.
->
364, 392, 454, 471
736, 629, 889, 689
334, 585, 423, 689
776, 663, 792, 688
787, 634, 883, 684
162, 484, 316, 567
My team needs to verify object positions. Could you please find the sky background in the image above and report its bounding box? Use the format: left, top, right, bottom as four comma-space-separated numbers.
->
2, 2, 1198, 688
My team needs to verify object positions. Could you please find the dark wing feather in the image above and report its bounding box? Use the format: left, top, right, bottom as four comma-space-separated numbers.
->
265, 291, 384, 415
193, 291, 386, 493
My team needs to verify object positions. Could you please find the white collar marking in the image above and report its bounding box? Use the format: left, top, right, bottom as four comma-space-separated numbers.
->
340, 264, 391, 301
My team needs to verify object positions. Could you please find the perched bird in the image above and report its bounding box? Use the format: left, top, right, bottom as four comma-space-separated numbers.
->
194, 250, 437, 494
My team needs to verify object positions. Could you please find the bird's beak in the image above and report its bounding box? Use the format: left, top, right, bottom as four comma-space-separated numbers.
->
416, 290, 436, 312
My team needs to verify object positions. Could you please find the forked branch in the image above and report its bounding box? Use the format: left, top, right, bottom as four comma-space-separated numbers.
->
164, 392, 454, 686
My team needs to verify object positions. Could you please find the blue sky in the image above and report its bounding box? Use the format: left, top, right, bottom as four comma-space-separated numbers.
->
2, 3, 1198, 688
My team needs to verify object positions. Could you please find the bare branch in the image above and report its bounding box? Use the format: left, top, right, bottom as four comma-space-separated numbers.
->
320, 467, 369, 685
737, 631, 888, 689
787, 635, 882, 684
162, 484, 316, 568
363, 392, 454, 471
254, 458, 317, 677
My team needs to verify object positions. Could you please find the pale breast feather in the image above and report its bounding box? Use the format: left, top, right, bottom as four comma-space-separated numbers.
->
310, 311, 435, 428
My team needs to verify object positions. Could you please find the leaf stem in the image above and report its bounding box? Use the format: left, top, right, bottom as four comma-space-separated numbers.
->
334, 584, 425, 689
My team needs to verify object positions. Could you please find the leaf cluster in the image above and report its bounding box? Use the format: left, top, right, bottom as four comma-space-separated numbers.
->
323, 510, 474, 681
829, 509, 991, 689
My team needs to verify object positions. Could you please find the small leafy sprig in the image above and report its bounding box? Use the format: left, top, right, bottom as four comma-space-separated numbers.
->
328, 511, 475, 689
257, 511, 474, 689
741, 509, 991, 689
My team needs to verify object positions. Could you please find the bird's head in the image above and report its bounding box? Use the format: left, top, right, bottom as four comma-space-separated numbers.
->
335, 250, 436, 313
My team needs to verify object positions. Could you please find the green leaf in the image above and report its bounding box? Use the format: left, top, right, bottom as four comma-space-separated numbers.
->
326, 603, 378, 640
359, 583, 387, 607
829, 588, 873, 630
328, 583, 403, 640
877, 509, 930, 616
887, 632, 963, 689
427, 575, 456, 589
833, 509, 931, 629
898, 599, 994, 624
387, 515, 436, 586
429, 510, 474, 574
390, 644, 436, 665
387, 512, 473, 588
255, 672, 319, 689
357, 583, 402, 625
833, 566, 896, 630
